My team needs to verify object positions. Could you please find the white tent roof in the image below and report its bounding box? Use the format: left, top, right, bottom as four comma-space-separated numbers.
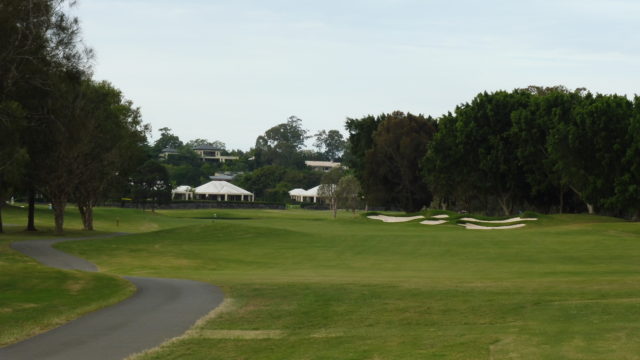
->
302, 185, 321, 197
172, 185, 193, 194
194, 181, 252, 196
289, 188, 306, 196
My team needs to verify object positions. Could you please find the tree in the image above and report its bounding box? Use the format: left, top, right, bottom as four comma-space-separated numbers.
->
336, 175, 361, 215
152, 127, 183, 156
314, 129, 346, 161
0, 102, 27, 233
1, 0, 84, 232
547, 93, 633, 214
74, 80, 148, 230
364, 111, 436, 212
254, 116, 309, 168
130, 160, 171, 211
318, 167, 344, 218
345, 115, 381, 186
185, 138, 226, 150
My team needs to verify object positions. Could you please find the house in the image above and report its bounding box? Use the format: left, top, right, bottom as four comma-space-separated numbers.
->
305, 160, 341, 172
159, 147, 179, 160
289, 185, 324, 203
209, 172, 242, 181
194, 181, 254, 202
171, 185, 194, 200
159, 145, 240, 163
192, 145, 239, 163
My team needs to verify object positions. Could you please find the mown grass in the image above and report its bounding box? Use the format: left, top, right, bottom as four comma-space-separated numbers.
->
0, 204, 202, 346
54, 208, 640, 359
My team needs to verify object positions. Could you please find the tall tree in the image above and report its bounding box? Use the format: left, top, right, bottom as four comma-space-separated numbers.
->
74, 80, 148, 230
152, 127, 183, 155
318, 167, 344, 218
364, 111, 436, 212
345, 115, 381, 186
254, 116, 309, 168
314, 129, 346, 161
547, 93, 633, 214
336, 174, 361, 215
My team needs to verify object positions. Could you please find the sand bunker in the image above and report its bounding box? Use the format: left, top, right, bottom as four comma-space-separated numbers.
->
420, 220, 447, 225
460, 217, 537, 224
460, 223, 526, 230
432, 214, 450, 219
367, 215, 425, 223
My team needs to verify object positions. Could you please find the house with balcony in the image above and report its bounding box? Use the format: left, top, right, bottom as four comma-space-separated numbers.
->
192, 145, 239, 163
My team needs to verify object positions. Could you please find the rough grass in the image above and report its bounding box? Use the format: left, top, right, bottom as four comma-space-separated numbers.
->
54, 208, 640, 359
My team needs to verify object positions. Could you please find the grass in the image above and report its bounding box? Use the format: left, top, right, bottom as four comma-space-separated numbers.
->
0, 204, 202, 346
46, 208, 640, 359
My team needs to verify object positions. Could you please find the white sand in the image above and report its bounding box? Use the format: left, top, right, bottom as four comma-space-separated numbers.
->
420, 220, 447, 225
432, 214, 450, 219
459, 217, 537, 224
367, 215, 425, 223
459, 223, 526, 230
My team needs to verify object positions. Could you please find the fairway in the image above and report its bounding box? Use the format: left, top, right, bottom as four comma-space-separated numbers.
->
48, 208, 640, 359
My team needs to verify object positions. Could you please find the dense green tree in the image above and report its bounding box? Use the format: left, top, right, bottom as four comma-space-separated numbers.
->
152, 127, 183, 156
547, 93, 633, 214
74, 80, 148, 230
129, 160, 171, 211
365, 111, 436, 212
254, 116, 309, 168
344, 115, 381, 185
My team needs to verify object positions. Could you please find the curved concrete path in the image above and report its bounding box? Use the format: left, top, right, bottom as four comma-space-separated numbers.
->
1, 234, 224, 360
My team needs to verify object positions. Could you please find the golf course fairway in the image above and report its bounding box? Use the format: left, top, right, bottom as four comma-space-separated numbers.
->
3, 205, 640, 359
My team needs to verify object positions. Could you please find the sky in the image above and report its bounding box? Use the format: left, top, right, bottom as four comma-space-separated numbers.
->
74, 0, 640, 150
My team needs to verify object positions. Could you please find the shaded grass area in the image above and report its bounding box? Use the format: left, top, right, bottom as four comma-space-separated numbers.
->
57, 209, 640, 359
0, 205, 202, 346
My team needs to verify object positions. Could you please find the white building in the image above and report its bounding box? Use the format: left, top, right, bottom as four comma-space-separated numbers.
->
194, 181, 254, 202
289, 185, 323, 203
305, 160, 342, 172
172, 185, 194, 200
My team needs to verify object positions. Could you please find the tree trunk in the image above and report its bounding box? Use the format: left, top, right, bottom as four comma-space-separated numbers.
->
84, 205, 93, 231
27, 188, 37, 231
0, 202, 4, 234
559, 186, 564, 214
52, 197, 67, 235
497, 194, 512, 216
586, 203, 595, 215
332, 199, 337, 219
78, 204, 86, 228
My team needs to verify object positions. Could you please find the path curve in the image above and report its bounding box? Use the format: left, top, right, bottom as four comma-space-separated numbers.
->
1, 234, 224, 360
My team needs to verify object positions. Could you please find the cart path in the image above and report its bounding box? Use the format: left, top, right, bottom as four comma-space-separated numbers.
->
1, 234, 224, 360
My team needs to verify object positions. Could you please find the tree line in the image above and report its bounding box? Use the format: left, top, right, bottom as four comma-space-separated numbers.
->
345, 86, 640, 219
0, 1, 150, 234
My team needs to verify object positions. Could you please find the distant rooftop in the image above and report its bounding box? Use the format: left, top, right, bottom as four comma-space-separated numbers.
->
192, 145, 223, 151
161, 147, 179, 153
305, 160, 341, 168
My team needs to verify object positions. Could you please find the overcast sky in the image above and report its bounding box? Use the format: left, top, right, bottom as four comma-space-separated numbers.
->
74, 0, 640, 150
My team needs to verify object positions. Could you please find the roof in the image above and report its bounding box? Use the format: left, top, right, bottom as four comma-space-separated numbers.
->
305, 161, 341, 168
289, 188, 306, 196
161, 147, 179, 153
192, 145, 223, 151
194, 181, 252, 196
302, 185, 321, 196
172, 185, 193, 193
